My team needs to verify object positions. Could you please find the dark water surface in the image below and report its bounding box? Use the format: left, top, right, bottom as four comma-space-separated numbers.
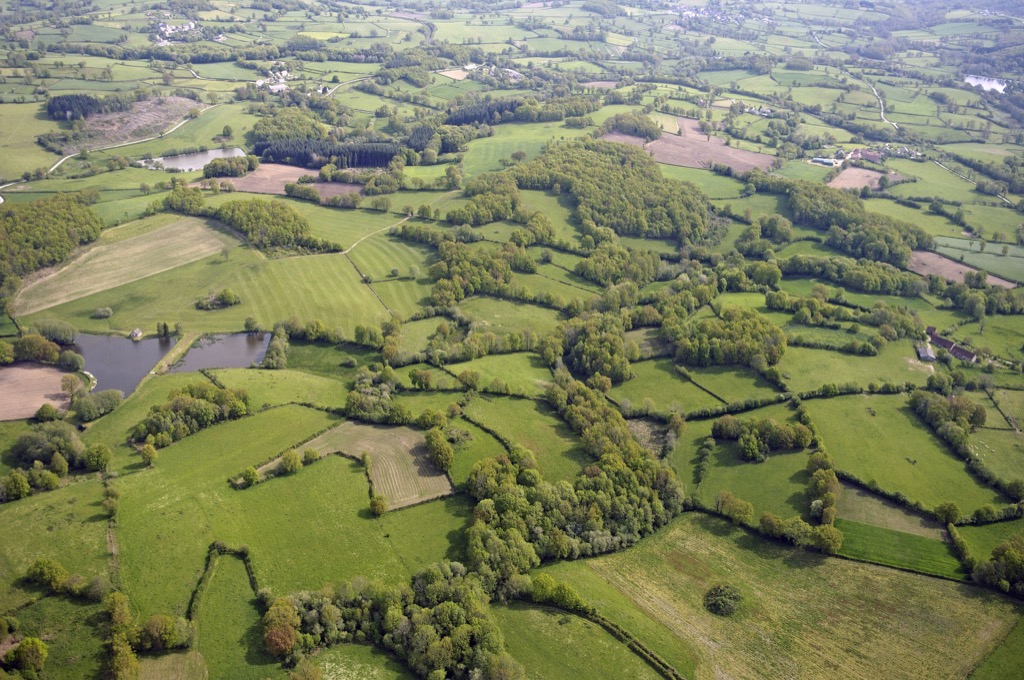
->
170, 333, 270, 373
74, 334, 176, 395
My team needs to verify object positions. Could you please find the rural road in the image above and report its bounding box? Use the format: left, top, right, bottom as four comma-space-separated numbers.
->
933, 160, 1012, 206
866, 80, 898, 130
0, 104, 220, 205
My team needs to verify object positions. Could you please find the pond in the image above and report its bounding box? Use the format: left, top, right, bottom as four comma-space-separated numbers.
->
169, 333, 270, 373
964, 75, 1007, 93
142, 147, 245, 172
73, 334, 176, 395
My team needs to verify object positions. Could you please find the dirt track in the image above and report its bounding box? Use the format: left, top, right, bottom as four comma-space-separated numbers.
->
0, 364, 69, 421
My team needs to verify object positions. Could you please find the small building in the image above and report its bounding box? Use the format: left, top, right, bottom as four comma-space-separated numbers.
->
129, 328, 143, 341
916, 345, 936, 362
950, 346, 977, 363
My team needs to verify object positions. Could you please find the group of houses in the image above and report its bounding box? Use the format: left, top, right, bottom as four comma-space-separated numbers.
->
918, 326, 978, 363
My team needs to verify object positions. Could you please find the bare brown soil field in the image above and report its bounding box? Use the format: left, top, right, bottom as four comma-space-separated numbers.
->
304, 421, 452, 509
601, 117, 774, 173
908, 251, 1016, 289
0, 364, 69, 421
216, 164, 361, 199
14, 216, 235, 315
68, 97, 202, 153
581, 80, 617, 89
828, 167, 898, 191
439, 69, 470, 81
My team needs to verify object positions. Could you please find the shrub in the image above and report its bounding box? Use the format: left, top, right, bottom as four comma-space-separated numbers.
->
5, 637, 48, 673
302, 448, 318, 465
241, 467, 260, 487
139, 444, 158, 467
34, 403, 60, 422
279, 449, 302, 475
370, 494, 388, 516
92, 307, 113, 319
58, 350, 85, 372
703, 584, 742, 616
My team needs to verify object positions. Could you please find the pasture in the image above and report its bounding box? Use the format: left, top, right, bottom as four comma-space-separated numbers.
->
775, 343, 932, 393
447, 353, 552, 397
464, 396, 589, 482
304, 421, 453, 509
610, 358, 722, 414
14, 215, 238, 315
196, 556, 282, 680
805, 394, 1005, 512
0, 477, 108, 613
569, 513, 1018, 680
494, 604, 661, 680
834, 519, 964, 579
24, 249, 391, 338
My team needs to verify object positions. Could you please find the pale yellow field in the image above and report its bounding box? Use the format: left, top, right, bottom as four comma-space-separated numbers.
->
14, 216, 238, 315
579, 514, 1019, 680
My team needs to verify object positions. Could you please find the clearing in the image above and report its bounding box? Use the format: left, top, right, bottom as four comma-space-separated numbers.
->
304, 421, 453, 509
438, 69, 470, 81
0, 364, 70, 421
14, 215, 236, 315
907, 251, 1016, 289
67, 96, 202, 153
602, 117, 774, 173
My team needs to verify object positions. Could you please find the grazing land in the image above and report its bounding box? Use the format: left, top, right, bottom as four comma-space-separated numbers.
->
304, 421, 453, 509
3, 0, 1024, 677
14, 215, 237, 315
562, 514, 1017, 680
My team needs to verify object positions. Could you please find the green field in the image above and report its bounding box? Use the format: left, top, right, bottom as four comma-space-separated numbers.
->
115, 407, 422, 619
494, 603, 661, 680
0, 478, 109, 612
5, 1, 1024, 677
447, 353, 552, 397
464, 396, 589, 482
14, 597, 108, 680
24, 249, 391, 337
776, 342, 932, 393
196, 555, 283, 680
834, 518, 965, 579
806, 394, 1005, 512
553, 513, 1017, 680
610, 359, 723, 415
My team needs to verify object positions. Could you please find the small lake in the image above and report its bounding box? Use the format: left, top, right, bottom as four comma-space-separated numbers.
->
142, 147, 245, 172
964, 75, 1007, 93
170, 333, 270, 374
73, 334, 176, 395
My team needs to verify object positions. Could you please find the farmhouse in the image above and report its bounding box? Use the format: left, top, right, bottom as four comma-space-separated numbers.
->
925, 327, 977, 363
